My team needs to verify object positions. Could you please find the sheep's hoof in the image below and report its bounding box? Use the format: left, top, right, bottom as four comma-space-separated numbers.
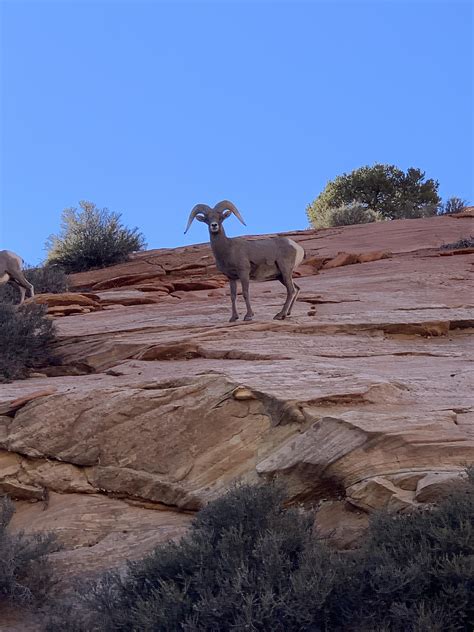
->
229, 315, 239, 322
244, 314, 253, 322
273, 313, 286, 321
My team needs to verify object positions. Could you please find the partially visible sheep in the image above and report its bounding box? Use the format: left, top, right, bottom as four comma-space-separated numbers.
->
0, 250, 34, 304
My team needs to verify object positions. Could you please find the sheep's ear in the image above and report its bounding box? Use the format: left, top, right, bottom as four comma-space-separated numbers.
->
196, 214, 207, 223
221, 210, 232, 220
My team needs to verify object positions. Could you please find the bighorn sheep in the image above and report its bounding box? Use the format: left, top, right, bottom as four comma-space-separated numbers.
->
184, 200, 304, 322
0, 250, 34, 304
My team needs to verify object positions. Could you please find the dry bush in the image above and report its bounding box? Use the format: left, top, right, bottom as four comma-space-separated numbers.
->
0, 496, 58, 606
438, 197, 468, 215
441, 236, 474, 250
0, 303, 57, 382
45, 473, 474, 631
0, 265, 68, 304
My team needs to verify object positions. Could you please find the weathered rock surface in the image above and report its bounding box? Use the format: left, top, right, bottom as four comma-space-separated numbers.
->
1, 215, 473, 587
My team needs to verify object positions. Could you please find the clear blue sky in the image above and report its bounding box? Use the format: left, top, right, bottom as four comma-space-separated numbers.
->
1, 1, 472, 265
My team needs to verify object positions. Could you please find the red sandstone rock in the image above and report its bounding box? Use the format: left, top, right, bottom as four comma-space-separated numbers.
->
173, 279, 226, 291
0, 214, 472, 587
439, 248, 474, 256
357, 250, 391, 263
323, 252, 360, 269
0, 388, 57, 415
30, 293, 101, 309
91, 272, 167, 291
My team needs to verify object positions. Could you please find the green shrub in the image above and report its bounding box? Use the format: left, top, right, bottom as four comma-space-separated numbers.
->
307, 164, 441, 227
342, 470, 474, 631
439, 197, 468, 215
0, 303, 57, 382
0, 265, 68, 304
45, 484, 342, 632
46, 474, 474, 632
46, 201, 146, 273
0, 496, 58, 605
323, 203, 383, 228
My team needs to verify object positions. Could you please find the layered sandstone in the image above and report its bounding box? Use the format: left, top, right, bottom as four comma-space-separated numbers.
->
1, 214, 473, 587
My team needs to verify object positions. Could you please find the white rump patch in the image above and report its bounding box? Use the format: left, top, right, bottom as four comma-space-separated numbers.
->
288, 239, 305, 267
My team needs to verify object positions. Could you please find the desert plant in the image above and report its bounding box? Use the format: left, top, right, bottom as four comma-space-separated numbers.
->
0, 264, 68, 304
45, 474, 474, 631
45, 484, 342, 632
0, 496, 58, 605
439, 196, 467, 215
0, 303, 57, 382
46, 201, 146, 273
325, 203, 382, 228
441, 236, 474, 250
340, 470, 474, 631
307, 164, 441, 227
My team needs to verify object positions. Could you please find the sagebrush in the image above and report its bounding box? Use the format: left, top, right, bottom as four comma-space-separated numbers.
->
46, 474, 474, 631
340, 470, 474, 631
316, 203, 383, 228
0, 496, 58, 605
46, 200, 146, 273
0, 264, 68, 304
0, 303, 57, 382
46, 484, 342, 631
438, 196, 468, 215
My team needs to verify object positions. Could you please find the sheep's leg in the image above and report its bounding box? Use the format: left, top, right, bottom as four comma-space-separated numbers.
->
274, 271, 296, 320
17, 284, 27, 305
9, 270, 34, 303
286, 282, 301, 316
239, 275, 254, 321
229, 279, 239, 322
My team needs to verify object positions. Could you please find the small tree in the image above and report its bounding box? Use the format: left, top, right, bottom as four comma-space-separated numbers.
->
307, 164, 441, 227
46, 201, 146, 273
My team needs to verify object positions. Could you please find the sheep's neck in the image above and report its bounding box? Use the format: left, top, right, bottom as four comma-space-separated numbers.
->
209, 228, 231, 264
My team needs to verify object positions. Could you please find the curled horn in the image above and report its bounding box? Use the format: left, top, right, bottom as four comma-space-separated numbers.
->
184, 204, 211, 234
213, 200, 246, 226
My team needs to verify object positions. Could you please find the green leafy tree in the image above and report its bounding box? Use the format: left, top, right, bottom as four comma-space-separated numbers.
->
46, 201, 146, 273
307, 164, 441, 227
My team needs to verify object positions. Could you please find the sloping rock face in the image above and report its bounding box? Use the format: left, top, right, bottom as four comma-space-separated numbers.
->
1, 215, 473, 586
